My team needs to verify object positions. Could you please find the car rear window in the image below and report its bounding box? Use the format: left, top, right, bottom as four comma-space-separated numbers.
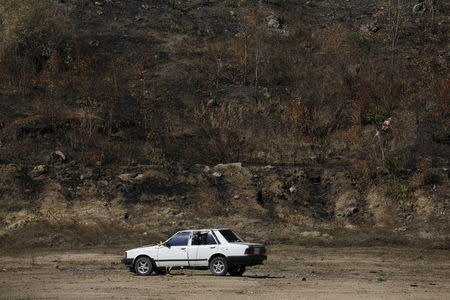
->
219, 230, 243, 243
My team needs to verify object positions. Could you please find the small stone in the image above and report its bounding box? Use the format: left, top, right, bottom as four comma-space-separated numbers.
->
370, 25, 380, 33
289, 186, 297, 194
143, 232, 148, 236
212, 172, 222, 178
94, 1, 102, 6
234, 195, 239, 199
214, 162, 242, 168
95, 161, 102, 166
141, 4, 149, 10
52, 150, 66, 162
300, 231, 321, 238
393, 226, 407, 233
425, 101, 438, 112
134, 174, 144, 181
348, 64, 361, 76
118, 173, 135, 182
89, 40, 100, 47
261, 87, 271, 99
301, 277, 306, 281
207, 99, 217, 107
413, 3, 426, 14
267, 15, 282, 29
96, 10, 103, 15
29, 165, 47, 177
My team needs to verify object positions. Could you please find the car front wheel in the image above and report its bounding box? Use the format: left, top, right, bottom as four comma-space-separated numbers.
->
210, 257, 228, 276
229, 265, 246, 276
134, 257, 153, 276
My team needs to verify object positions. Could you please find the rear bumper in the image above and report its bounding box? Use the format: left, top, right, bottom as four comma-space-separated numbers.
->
121, 258, 134, 267
227, 255, 267, 266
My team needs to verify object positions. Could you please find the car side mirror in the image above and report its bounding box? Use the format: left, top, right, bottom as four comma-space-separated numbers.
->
164, 242, 171, 248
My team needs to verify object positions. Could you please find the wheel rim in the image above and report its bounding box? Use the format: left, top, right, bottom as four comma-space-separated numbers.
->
138, 260, 149, 273
213, 260, 224, 273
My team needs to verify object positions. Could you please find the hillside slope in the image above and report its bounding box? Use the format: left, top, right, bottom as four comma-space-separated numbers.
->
0, 0, 448, 248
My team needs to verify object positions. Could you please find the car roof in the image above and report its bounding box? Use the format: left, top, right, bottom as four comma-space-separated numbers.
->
179, 228, 230, 232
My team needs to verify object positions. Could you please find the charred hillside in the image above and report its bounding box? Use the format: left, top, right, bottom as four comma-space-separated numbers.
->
0, 0, 448, 248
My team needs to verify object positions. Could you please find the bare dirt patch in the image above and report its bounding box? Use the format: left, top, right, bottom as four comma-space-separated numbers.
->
0, 245, 449, 299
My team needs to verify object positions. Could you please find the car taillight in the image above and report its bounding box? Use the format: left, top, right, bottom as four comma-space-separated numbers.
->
244, 248, 254, 255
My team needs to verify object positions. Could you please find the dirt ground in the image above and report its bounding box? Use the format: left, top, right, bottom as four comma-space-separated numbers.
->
0, 245, 449, 299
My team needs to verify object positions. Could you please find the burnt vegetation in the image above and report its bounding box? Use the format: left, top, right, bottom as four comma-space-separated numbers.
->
0, 0, 448, 247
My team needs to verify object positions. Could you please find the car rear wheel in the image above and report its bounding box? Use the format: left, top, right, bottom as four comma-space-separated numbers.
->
229, 265, 246, 276
210, 257, 228, 276
134, 257, 153, 276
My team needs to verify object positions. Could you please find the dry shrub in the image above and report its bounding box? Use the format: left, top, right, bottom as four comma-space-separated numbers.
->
0, 218, 133, 249
82, 148, 105, 166
409, 159, 442, 188
142, 145, 168, 165
0, 0, 72, 88
316, 24, 350, 52
34, 96, 66, 127
279, 99, 313, 136
351, 159, 373, 191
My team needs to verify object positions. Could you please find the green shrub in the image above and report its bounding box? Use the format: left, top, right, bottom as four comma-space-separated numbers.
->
386, 175, 410, 200
365, 105, 390, 126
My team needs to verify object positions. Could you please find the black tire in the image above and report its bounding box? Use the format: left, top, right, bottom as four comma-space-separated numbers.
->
210, 256, 228, 276
134, 257, 153, 276
229, 265, 246, 276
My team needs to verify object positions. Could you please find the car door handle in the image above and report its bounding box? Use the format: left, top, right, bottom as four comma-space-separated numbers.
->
210, 246, 216, 249
181, 247, 186, 250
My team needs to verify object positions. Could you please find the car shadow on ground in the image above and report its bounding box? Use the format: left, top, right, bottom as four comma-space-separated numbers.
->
150, 273, 284, 279
243, 275, 284, 279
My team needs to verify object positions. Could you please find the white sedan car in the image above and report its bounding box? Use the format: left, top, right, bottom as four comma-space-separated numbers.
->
121, 229, 267, 276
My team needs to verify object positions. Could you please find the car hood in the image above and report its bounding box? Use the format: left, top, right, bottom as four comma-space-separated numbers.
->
128, 244, 156, 251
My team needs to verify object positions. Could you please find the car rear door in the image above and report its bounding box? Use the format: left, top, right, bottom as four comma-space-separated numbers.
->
188, 231, 219, 267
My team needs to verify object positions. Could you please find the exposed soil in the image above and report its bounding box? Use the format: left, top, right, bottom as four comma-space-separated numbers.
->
1, 245, 449, 299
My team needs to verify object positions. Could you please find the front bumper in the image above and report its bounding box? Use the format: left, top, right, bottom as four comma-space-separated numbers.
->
227, 255, 267, 266
121, 258, 134, 267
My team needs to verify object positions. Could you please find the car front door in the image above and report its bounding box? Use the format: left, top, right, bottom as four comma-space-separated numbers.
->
157, 232, 190, 267
188, 231, 219, 267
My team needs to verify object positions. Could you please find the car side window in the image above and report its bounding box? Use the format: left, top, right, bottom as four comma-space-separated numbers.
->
191, 232, 217, 245
166, 232, 190, 246
205, 232, 217, 245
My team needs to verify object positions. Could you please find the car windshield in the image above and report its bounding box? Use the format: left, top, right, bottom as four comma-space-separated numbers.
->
219, 229, 244, 243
